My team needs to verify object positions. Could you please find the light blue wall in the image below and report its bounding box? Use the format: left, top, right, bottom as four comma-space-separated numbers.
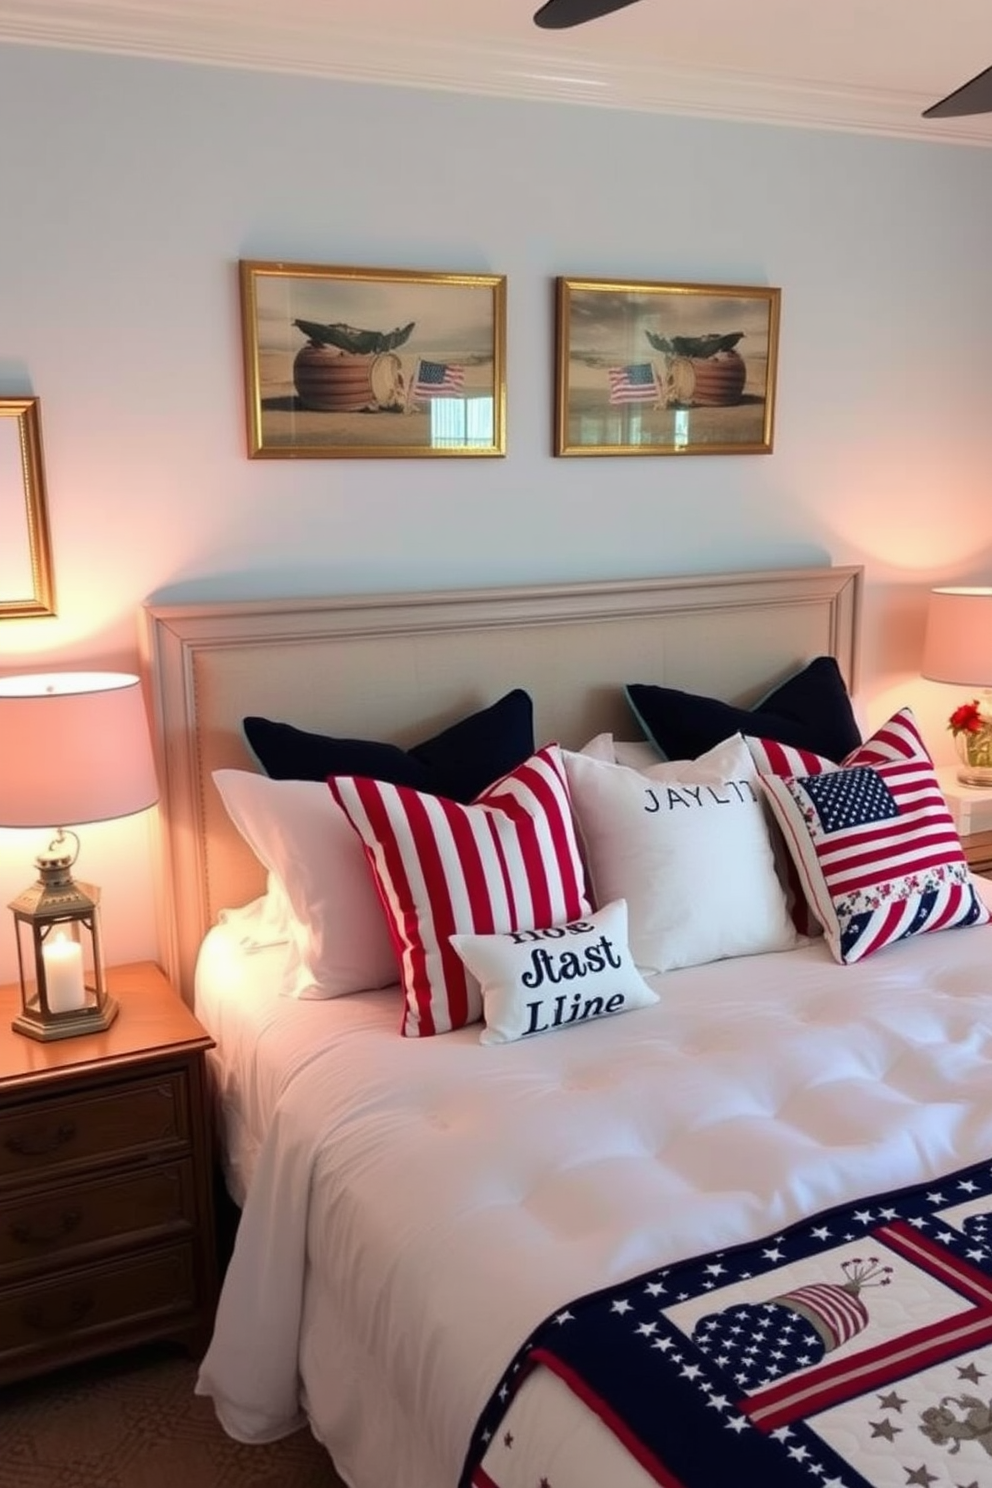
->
1, 41, 991, 974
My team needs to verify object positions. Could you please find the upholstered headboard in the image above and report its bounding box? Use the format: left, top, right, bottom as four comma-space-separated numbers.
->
140, 564, 862, 1002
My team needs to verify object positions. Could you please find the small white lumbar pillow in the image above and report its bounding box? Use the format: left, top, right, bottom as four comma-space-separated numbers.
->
563, 735, 802, 975
450, 898, 658, 1045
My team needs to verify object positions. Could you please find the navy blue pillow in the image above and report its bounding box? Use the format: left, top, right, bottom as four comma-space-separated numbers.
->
625, 656, 861, 763
243, 688, 534, 804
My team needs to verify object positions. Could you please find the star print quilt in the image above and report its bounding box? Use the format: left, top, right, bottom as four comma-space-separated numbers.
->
462, 1157, 992, 1488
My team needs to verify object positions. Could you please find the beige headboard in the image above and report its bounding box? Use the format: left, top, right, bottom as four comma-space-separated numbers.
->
140, 564, 862, 1002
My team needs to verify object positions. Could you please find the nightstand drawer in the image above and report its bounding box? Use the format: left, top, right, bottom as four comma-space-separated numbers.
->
0, 1159, 196, 1278
0, 1071, 190, 1186
964, 829, 992, 876
0, 1244, 197, 1367
0, 962, 217, 1384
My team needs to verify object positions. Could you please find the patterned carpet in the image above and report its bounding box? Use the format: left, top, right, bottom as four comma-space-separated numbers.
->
0, 1344, 347, 1488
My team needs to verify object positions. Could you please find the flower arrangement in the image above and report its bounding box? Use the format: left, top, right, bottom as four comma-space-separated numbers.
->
948, 699, 987, 737
948, 698, 992, 777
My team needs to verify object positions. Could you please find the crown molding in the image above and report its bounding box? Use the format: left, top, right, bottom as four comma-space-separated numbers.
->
1, 1, 989, 147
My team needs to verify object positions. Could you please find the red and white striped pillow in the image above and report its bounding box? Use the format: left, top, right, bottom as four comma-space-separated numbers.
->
328, 745, 590, 1037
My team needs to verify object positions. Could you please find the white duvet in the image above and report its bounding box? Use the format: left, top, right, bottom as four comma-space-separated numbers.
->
194, 898, 992, 1488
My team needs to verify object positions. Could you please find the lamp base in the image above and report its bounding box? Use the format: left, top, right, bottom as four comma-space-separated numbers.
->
11, 994, 119, 1042
956, 766, 992, 788
953, 703, 992, 787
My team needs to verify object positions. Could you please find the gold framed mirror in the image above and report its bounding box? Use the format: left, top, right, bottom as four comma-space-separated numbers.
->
0, 397, 55, 619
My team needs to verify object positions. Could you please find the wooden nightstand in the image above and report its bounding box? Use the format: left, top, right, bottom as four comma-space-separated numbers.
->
939, 767, 992, 877
0, 960, 217, 1387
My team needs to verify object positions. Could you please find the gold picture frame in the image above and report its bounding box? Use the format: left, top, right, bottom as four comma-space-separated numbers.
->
554, 277, 781, 457
240, 260, 507, 459
0, 397, 55, 619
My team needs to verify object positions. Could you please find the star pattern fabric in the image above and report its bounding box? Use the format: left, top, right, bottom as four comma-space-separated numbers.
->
693, 1301, 826, 1385
802, 766, 897, 834
461, 1159, 992, 1488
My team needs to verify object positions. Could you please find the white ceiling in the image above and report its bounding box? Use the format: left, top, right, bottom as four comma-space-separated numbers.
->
2, 0, 992, 146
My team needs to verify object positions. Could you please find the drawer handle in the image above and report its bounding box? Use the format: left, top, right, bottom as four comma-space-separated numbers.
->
10, 1209, 82, 1247
22, 1290, 95, 1333
5, 1121, 77, 1158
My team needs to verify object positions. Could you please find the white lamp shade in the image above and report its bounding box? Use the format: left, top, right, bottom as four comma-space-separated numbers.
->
0, 671, 158, 830
922, 587, 992, 688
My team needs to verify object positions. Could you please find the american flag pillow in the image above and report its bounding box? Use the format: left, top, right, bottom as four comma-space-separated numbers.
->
756, 707, 989, 963
745, 734, 836, 937
328, 745, 590, 1037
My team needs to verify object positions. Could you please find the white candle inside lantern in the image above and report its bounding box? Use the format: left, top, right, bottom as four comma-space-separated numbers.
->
42, 932, 86, 1012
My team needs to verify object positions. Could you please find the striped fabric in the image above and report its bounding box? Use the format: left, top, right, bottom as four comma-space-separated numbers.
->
745, 735, 832, 779
755, 707, 989, 963
745, 734, 834, 937
328, 745, 590, 1037
771, 1283, 869, 1350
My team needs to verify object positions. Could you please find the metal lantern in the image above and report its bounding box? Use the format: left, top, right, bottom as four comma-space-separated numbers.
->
0, 670, 159, 1042
9, 839, 118, 1041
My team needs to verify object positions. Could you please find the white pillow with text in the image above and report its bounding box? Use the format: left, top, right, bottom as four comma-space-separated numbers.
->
451, 898, 657, 1045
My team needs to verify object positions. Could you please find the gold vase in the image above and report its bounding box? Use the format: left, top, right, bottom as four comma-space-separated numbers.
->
954, 719, 992, 786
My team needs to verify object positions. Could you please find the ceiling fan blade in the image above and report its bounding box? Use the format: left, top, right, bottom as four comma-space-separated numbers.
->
923, 63, 992, 118
534, 0, 642, 29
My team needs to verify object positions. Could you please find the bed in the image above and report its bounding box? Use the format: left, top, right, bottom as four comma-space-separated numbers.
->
139, 564, 992, 1488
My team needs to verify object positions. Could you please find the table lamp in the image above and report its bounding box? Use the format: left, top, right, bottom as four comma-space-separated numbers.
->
922, 586, 992, 786
0, 671, 159, 1040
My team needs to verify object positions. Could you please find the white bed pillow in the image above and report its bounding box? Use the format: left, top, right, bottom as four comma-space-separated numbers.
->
563, 736, 802, 974
580, 733, 661, 770
215, 874, 294, 948
451, 899, 657, 1045
212, 769, 398, 998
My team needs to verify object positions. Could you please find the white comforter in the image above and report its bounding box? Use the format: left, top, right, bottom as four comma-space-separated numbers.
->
194, 901, 992, 1488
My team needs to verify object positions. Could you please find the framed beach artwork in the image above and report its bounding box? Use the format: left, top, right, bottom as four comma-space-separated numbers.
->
239, 261, 506, 458
0, 397, 55, 619
554, 277, 781, 457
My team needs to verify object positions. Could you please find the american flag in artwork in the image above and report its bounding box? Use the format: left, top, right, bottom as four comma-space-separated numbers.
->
607, 362, 658, 404
412, 358, 465, 398
758, 707, 988, 961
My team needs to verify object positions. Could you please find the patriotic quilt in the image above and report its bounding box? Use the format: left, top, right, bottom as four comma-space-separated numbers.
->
462, 1157, 992, 1488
